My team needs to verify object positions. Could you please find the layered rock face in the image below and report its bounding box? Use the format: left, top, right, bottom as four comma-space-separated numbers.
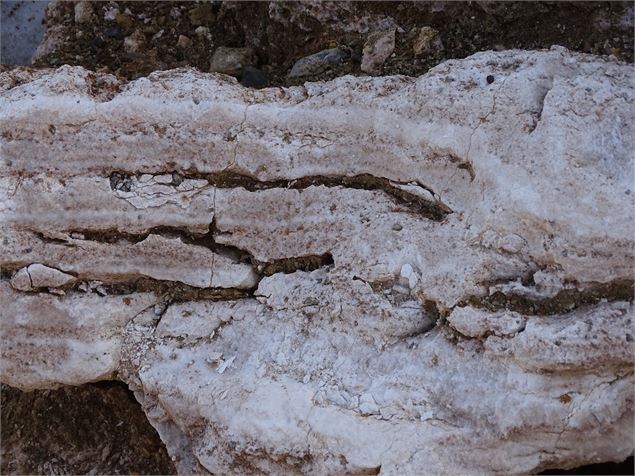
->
1, 48, 633, 474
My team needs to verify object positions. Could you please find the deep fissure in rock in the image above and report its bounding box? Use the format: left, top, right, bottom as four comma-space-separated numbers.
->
459, 278, 634, 316
109, 170, 453, 221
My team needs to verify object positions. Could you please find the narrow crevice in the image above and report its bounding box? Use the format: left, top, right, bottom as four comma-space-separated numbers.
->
0, 274, 253, 300
256, 253, 334, 276
207, 171, 453, 221
538, 455, 634, 475
528, 80, 554, 134
31, 231, 75, 246
72, 226, 208, 245
72, 277, 255, 302
108, 170, 453, 221
62, 224, 336, 278
458, 278, 634, 316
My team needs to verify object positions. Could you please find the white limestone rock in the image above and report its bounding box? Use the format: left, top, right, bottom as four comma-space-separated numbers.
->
0, 174, 215, 235
10, 263, 76, 291
447, 306, 527, 338
0, 48, 633, 475
0, 283, 157, 389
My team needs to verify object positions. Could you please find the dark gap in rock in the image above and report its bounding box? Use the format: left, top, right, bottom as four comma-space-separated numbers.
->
539, 456, 634, 475
458, 278, 634, 316
0, 381, 176, 475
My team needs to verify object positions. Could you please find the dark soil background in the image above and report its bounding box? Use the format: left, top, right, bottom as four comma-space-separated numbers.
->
1, 1, 634, 475
1, 382, 176, 475
16, 1, 635, 86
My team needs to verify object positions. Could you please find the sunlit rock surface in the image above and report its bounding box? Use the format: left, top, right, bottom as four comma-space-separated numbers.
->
1, 47, 633, 475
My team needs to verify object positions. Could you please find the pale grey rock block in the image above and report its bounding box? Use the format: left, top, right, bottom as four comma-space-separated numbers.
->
447, 306, 527, 338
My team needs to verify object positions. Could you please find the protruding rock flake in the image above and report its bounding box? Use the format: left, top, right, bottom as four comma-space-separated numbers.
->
1, 48, 633, 475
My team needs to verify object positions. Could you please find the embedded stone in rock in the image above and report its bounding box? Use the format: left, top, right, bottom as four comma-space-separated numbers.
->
177, 35, 192, 50
10, 264, 76, 291
123, 30, 146, 54
361, 28, 396, 74
413, 26, 443, 57
447, 306, 527, 338
73, 1, 94, 25
0, 48, 633, 475
209, 46, 257, 76
288, 47, 350, 78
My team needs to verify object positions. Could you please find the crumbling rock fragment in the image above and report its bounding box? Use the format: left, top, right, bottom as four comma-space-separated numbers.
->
0, 47, 633, 475
10, 263, 76, 291
361, 27, 396, 74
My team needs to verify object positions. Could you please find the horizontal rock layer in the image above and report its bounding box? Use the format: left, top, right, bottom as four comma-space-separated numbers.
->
1, 47, 633, 475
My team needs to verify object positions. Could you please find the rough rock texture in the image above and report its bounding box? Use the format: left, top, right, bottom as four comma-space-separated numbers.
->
0, 48, 633, 475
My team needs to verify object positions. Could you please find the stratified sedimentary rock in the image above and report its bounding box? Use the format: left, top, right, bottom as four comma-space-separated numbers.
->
1, 47, 633, 475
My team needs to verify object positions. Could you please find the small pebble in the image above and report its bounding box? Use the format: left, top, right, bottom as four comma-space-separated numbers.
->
288, 48, 349, 78
123, 30, 146, 53
209, 46, 257, 76
413, 26, 442, 57
115, 13, 134, 32
195, 26, 210, 38
74, 1, 93, 24
177, 35, 191, 49
104, 7, 119, 21
189, 3, 215, 26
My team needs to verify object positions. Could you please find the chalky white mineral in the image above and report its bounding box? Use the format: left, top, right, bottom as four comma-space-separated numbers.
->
0, 47, 633, 475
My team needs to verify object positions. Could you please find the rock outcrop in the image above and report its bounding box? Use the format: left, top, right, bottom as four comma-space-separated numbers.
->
1, 47, 633, 474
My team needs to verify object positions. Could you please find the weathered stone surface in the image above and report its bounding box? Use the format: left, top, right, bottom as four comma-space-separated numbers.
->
1, 174, 215, 235
288, 47, 350, 78
0, 283, 157, 389
413, 26, 443, 57
10, 264, 76, 291
209, 46, 257, 76
1, 229, 257, 290
361, 28, 396, 74
0, 47, 633, 475
73, 1, 94, 25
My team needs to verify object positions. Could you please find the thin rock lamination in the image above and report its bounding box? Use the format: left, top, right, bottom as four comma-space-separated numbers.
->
1, 47, 633, 475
